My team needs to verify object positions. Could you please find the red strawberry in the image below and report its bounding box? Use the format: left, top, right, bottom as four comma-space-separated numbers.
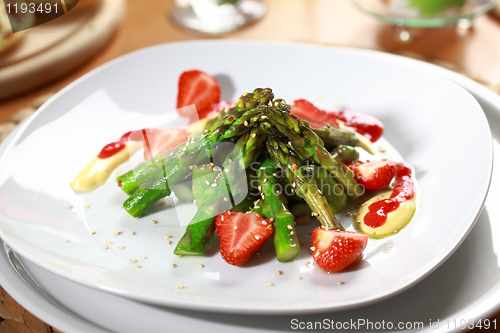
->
311, 228, 368, 273
290, 99, 339, 128
216, 210, 273, 266
330, 109, 384, 143
348, 160, 397, 191
128, 128, 189, 160
290, 99, 384, 142
176, 70, 221, 121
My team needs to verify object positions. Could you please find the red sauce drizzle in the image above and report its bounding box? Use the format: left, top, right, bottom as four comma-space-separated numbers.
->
363, 162, 416, 228
97, 131, 132, 159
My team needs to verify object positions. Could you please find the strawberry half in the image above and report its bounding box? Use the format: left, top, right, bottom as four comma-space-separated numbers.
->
290, 99, 339, 129
330, 109, 384, 143
311, 228, 368, 273
348, 160, 397, 191
176, 70, 221, 122
128, 128, 189, 160
290, 99, 384, 142
216, 210, 273, 266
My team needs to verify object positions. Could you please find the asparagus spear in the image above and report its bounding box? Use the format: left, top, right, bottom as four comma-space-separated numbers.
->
258, 157, 300, 262
266, 137, 344, 231
174, 133, 265, 255
304, 165, 347, 213
312, 126, 358, 149
331, 145, 359, 165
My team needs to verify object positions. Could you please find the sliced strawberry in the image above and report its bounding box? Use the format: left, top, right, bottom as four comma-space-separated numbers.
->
312, 228, 368, 273
128, 128, 189, 160
216, 210, 273, 266
290, 99, 339, 128
348, 160, 397, 191
290, 99, 384, 142
330, 110, 384, 142
177, 70, 221, 121
189, 100, 233, 124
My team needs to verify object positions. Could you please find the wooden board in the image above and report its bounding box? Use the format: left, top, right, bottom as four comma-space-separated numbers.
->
0, 0, 125, 100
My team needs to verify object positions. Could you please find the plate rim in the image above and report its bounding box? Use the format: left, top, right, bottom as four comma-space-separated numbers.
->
0, 40, 493, 315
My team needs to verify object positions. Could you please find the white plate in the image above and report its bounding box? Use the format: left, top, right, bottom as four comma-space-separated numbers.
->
0, 41, 492, 314
1, 46, 500, 333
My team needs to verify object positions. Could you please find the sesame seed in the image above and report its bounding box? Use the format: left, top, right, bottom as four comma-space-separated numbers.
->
254, 235, 261, 240
305, 262, 310, 266
314, 252, 320, 258
152, 220, 158, 224
276, 190, 281, 195
141, 256, 146, 259
171, 264, 176, 268
67, 204, 73, 209
130, 231, 135, 235
278, 270, 282, 275
318, 190, 322, 195
270, 218, 275, 222
119, 246, 125, 249
234, 226, 238, 230
224, 168, 230, 172
263, 178, 267, 183
130, 259, 137, 262
254, 205, 261, 209
261, 221, 267, 225
165, 235, 172, 239
86, 204, 91, 209
310, 246, 316, 251
292, 164, 298, 170
106, 241, 111, 245
228, 159, 233, 163
113, 231, 122, 235
211, 183, 217, 188
244, 120, 249, 126
268, 282, 273, 287
224, 197, 229, 202
205, 180, 210, 186
168, 241, 172, 244
65, 238, 69, 243
189, 165, 194, 170
258, 186, 262, 191
338, 281, 344, 285
176, 255, 183, 258
385, 200, 391, 203
290, 231, 294, 235
353, 213, 360, 217
103, 246, 108, 249
273, 172, 279, 177
221, 215, 224, 221
175, 285, 184, 289
261, 194, 265, 200
203, 129, 209, 134
296, 276, 302, 280
292, 182, 296, 188
92, 230, 96, 235
198, 264, 204, 268
251, 133, 257, 138
346, 212, 352, 217
136, 264, 141, 268
287, 225, 293, 230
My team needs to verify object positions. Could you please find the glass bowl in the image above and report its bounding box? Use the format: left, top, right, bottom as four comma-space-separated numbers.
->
353, 0, 499, 27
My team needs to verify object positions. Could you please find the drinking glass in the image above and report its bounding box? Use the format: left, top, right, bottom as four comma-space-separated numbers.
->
170, 0, 267, 35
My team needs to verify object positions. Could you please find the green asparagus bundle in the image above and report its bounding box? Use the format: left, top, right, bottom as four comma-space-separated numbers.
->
116, 87, 365, 258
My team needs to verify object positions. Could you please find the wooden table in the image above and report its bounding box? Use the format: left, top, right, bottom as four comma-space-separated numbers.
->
1, 0, 500, 332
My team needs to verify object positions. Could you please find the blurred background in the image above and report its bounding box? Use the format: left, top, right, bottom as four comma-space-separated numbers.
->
0, 0, 500, 331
